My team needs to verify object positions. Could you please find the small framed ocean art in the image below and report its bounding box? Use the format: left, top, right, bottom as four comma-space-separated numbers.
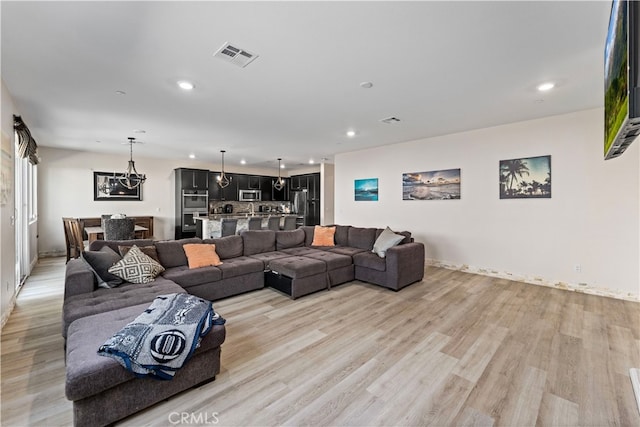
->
499, 155, 551, 199
402, 168, 461, 200
354, 178, 379, 201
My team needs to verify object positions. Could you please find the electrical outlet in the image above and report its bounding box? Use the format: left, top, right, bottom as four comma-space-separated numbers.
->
574, 264, 582, 273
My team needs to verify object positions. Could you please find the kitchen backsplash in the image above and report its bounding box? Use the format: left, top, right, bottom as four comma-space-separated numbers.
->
209, 201, 292, 214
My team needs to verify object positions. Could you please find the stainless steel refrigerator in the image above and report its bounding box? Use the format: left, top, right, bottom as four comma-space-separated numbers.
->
291, 190, 319, 226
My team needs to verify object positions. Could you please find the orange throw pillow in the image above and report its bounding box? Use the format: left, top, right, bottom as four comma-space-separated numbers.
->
312, 226, 336, 246
183, 243, 223, 269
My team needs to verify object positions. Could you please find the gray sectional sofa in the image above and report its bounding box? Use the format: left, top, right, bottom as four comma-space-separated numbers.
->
63, 225, 424, 426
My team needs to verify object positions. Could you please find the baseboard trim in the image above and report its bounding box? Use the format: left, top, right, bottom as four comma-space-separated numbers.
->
1, 293, 17, 331
427, 259, 639, 302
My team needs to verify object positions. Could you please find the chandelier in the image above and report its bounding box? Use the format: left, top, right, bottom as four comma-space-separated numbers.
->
118, 137, 146, 190
273, 158, 285, 191
218, 150, 231, 188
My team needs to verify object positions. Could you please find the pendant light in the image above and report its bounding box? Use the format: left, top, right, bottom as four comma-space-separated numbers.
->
273, 158, 285, 191
118, 137, 146, 190
218, 150, 230, 188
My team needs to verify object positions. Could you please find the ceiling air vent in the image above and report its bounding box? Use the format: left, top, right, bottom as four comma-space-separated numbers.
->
380, 117, 401, 124
213, 42, 258, 68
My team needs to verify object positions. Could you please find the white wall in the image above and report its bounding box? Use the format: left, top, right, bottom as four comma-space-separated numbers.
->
37, 147, 286, 256
321, 162, 335, 225
1, 80, 17, 327
335, 109, 640, 300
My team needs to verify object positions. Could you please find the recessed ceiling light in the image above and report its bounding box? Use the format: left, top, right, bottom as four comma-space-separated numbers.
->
115, 90, 126, 95
308, 159, 315, 164
280, 163, 285, 169
360, 82, 373, 89
132, 129, 146, 134
240, 159, 246, 165
188, 154, 196, 159
537, 82, 555, 92
96, 140, 101, 143
177, 80, 195, 90
346, 130, 356, 137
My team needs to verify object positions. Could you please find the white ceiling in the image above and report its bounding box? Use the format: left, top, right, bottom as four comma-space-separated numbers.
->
1, 1, 611, 170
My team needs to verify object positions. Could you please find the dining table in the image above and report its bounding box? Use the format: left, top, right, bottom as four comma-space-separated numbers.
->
84, 225, 149, 243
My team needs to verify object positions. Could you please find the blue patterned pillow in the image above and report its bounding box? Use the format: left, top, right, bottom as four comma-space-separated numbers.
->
108, 245, 165, 284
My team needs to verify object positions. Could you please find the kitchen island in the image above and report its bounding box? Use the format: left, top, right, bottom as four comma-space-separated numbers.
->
195, 214, 299, 238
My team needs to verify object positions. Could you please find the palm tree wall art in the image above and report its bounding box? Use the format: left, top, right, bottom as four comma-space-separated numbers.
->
499, 155, 551, 199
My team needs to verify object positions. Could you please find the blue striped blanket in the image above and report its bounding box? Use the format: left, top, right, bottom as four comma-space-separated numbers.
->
97, 293, 225, 380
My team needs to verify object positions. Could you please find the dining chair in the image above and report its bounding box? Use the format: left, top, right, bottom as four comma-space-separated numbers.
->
282, 215, 297, 230
247, 217, 263, 230
221, 218, 238, 237
103, 217, 136, 240
62, 217, 78, 262
267, 216, 281, 231
100, 214, 112, 228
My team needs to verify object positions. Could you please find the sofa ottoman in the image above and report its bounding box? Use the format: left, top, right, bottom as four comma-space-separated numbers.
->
65, 303, 226, 427
266, 256, 328, 299
301, 250, 354, 287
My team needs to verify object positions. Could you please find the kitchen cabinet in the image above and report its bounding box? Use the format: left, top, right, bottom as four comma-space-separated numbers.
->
208, 171, 238, 201
176, 168, 209, 190
260, 176, 273, 201
291, 173, 319, 200
272, 177, 290, 201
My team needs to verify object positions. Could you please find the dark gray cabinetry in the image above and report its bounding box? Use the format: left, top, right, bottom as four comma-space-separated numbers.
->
208, 171, 238, 201
290, 173, 320, 225
177, 168, 209, 190
271, 178, 290, 201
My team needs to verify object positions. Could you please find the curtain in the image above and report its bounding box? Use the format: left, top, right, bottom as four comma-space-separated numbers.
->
13, 115, 39, 165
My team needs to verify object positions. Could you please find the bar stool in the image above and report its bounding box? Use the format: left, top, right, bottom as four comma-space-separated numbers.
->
267, 216, 280, 231
221, 218, 238, 237
247, 217, 262, 230
282, 216, 297, 230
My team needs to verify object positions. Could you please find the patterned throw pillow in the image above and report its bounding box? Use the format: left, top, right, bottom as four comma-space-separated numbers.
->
108, 245, 165, 284
183, 243, 223, 269
311, 226, 336, 246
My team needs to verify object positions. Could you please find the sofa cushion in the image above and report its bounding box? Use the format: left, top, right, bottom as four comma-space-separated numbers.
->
183, 244, 223, 268
302, 251, 353, 270
275, 229, 305, 250
155, 238, 202, 268
108, 245, 165, 284
216, 256, 264, 279
240, 230, 276, 256
204, 235, 243, 260
300, 226, 316, 247
269, 256, 326, 279
62, 277, 185, 338
82, 246, 124, 288
348, 227, 377, 250
334, 225, 350, 246
327, 246, 369, 257
372, 227, 405, 258
162, 265, 222, 288
118, 245, 160, 263
248, 251, 293, 269
65, 302, 226, 401
89, 239, 155, 253
352, 251, 387, 272
280, 247, 326, 257
375, 228, 412, 245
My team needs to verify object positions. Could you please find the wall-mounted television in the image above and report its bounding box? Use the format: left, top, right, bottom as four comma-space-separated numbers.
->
604, 0, 640, 160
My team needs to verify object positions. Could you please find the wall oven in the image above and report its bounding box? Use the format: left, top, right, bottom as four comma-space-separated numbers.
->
239, 189, 261, 202
182, 190, 208, 211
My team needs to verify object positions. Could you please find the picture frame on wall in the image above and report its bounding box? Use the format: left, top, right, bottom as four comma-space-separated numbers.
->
402, 168, 461, 200
499, 155, 551, 199
93, 171, 142, 201
354, 178, 378, 201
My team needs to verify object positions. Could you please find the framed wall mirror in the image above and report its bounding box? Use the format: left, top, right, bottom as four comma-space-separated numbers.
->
93, 171, 142, 201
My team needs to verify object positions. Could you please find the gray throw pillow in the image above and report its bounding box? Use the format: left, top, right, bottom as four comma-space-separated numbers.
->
372, 227, 405, 258
82, 246, 124, 288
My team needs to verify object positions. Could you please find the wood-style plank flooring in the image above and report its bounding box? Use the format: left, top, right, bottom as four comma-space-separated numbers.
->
1, 257, 639, 426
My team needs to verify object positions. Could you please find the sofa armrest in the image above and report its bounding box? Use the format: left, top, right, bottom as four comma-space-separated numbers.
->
385, 242, 425, 288
64, 258, 96, 300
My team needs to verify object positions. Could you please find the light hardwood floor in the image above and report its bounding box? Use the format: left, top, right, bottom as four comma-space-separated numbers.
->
2, 257, 639, 426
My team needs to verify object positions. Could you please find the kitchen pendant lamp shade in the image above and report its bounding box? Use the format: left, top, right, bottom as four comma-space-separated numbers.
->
273, 158, 285, 191
218, 150, 230, 189
118, 137, 146, 190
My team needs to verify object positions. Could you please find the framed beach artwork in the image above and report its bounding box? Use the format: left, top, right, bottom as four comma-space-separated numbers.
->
402, 168, 461, 200
354, 178, 378, 201
499, 155, 551, 199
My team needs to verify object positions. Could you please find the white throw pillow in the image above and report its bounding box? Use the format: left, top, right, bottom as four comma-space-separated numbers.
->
372, 227, 405, 258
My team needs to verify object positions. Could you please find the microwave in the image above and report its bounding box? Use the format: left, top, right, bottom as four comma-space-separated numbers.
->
239, 189, 261, 201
